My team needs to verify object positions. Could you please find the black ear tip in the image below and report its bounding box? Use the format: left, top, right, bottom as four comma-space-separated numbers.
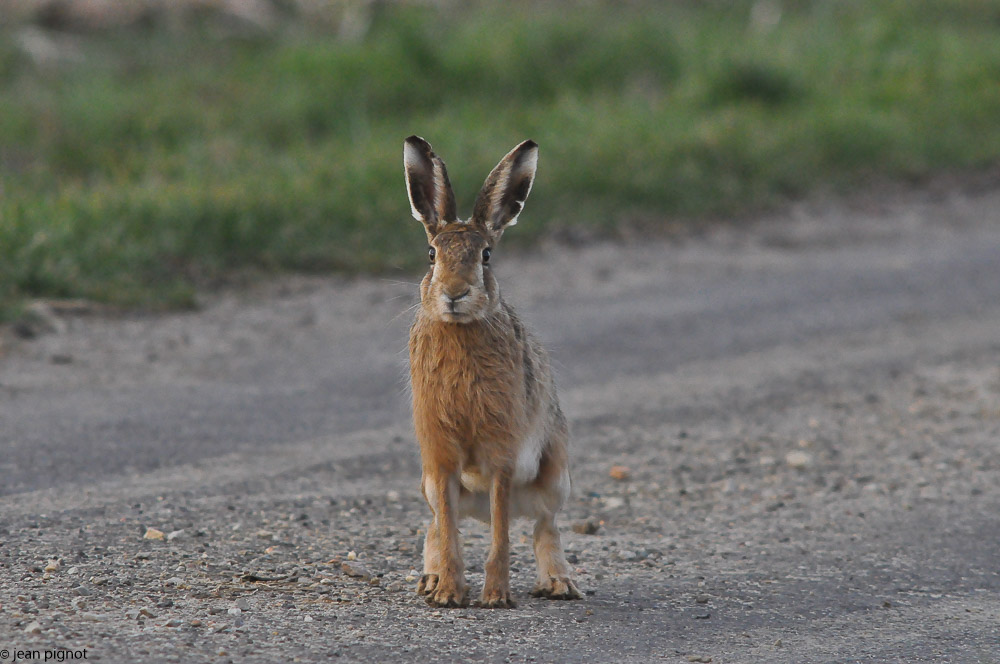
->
522, 139, 538, 150
405, 135, 432, 152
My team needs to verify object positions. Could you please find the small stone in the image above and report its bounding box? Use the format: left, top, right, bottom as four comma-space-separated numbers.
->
341, 561, 372, 581
164, 618, 183, 627
235, 598, 250, 611
773, 639, 783, 648
304, 615, 314, 623
79, 612, 104, 622
164, 576, 184, 586
347, 551, 357, 561
609, 465, 631, 481
572, 520, 600, 535
72, 598, 87, 610
143, 527, 165, 541
785, 451, 812, 469
255, 530, 274, 540
44, 560, 61, 573
405, 574, 417, 583
618, 550, 638, 561
686, 657, 712, 663
190, 619, 203, 627
227, 607, 242, 617
167, 529, 185, 541
125, 609, 141, 620
603, 496, 626, 510
139, 608, 156, 618
368, 577, 381, 586
386, 490, 401, 502
24, 620, 43, 634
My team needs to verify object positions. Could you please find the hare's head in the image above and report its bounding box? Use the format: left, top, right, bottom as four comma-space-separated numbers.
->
403, 136, 538, 324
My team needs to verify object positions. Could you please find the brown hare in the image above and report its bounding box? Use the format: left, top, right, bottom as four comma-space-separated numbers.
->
404, 136, 582, 609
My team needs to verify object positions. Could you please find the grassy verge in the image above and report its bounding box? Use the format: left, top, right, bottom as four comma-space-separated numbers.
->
2, 0, 1000, 313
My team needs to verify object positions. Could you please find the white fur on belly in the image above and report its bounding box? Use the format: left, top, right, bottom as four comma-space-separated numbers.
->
513, 421, 546, 484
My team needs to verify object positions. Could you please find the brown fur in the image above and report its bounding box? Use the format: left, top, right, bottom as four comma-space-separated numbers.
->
403, 136, 581, 608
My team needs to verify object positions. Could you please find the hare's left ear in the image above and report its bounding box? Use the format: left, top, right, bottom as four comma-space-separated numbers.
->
404, 135, 457, 240
472, 140, 538, 239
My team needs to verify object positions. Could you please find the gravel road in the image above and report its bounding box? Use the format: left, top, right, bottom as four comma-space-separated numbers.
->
1, 185, 999, 663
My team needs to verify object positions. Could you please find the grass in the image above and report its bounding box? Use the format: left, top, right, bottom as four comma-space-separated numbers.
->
2, 0, 1000, 313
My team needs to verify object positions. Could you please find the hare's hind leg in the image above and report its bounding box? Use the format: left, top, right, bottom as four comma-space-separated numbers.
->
531, 509, 581, 599
419, 472, 469, 607
528, 422, 582, 600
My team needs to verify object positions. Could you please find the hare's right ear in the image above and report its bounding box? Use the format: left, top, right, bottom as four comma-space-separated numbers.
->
403, 136, 457, 240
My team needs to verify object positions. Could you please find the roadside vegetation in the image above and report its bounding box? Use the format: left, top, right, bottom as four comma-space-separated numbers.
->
2, 0, 1000, 313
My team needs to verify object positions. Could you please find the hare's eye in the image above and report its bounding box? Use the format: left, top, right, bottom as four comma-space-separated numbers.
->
482, 247, 492, 264
428, 246, 436, 263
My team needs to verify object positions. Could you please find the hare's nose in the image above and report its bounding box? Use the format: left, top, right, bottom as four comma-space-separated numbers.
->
447, 288, 471, 302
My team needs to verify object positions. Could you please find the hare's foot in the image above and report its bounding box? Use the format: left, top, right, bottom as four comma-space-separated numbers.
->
478, 582, 517, 609
416, 574, 438, 596
424, 576, 469, 608
531, 575, 582, 600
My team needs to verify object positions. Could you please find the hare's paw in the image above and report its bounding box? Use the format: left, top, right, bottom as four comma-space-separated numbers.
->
478, 585, 517, 609
424, 578, 469, 608
531, 575, 582, 600
416, 574, 439, 596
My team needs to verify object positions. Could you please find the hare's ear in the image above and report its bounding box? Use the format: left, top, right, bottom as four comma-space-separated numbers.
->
472, 140, 538, 239
403, 135, 457, 239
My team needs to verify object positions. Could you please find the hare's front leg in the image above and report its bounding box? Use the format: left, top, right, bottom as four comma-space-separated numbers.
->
479, 469, 516, 608
419, 471, 469, 607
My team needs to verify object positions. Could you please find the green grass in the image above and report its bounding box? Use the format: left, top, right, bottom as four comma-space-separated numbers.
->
2, 0, 1000, 313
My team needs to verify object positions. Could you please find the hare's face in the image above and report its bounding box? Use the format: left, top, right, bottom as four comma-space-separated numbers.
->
421, 224, 497, 323
404, 135, 538, 324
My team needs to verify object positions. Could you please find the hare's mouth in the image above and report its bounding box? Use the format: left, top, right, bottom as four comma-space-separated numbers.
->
441, 311, 475, 324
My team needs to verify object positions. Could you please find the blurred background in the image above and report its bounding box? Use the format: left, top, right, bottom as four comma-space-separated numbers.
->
1, 0, 999, 315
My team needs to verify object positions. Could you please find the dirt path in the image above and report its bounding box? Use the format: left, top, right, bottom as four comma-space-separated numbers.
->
1, 186, 999, 663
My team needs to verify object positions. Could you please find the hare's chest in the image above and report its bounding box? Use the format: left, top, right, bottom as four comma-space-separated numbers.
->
409, 325, 523, 439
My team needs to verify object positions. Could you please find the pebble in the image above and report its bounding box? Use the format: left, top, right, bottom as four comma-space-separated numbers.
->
609, 465, 631, 481
235, 598, 250, 611
44, 560, 61, 573
164, 618, 183, 627
618, 550, 638, 561
143, 527, 166, 540
603, 496, 626, 510
785, 451, 813, 469
304, 615, 314, 623
571, 520, 600, 535
79, 612, 104, 622
687, 656, 712, 663
24, 620, 43, 634
167, 529, 185, 541
341, 561, 372, 581
227, 607, 242, 617
347, 551, 358, 561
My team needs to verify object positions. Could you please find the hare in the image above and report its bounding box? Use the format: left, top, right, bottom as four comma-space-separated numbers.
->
403, 136, 582, 608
